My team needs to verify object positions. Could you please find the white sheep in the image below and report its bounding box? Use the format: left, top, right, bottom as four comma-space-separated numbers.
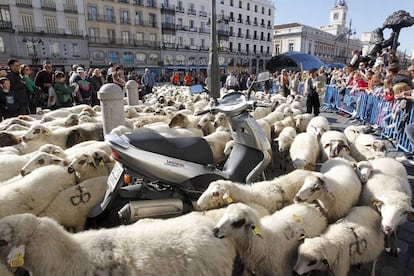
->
0, 154, 32, 182
0, 165, 77, 218
0, 212, 236, 276
257, 118, 273, 142
38, 176, 107, 232
344, 125, 367, 145
319, 130, 351, 162
353, 160, 374, 183
294, 113, 313, 133
20, 152, 68, 176
67, 149, 114, 182
351, 133, 386, 161
196, 169, 315, 213
273, 116, 295, 137
276, 126, 297, 152
306, 116, 330, 140
370, 157, 408, 180
168, 112, 200, 128
213, 202, 328, 276
358, 170, 412, 236
289, 132, 320, 170
213, 112, 230, 131
294, 158, 362, 222
203, 130, 232, 164
260, 110, 284, 125
143, 123, 204, 137
294, 206, 384, 276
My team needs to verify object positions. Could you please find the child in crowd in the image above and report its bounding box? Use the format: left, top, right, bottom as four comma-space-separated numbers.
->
54, 71, 74, 107
0, 77, 20, 119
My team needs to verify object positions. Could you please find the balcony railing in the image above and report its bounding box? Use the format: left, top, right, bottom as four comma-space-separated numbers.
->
188, 27, 198, 32
16, 0, 32, 8
120, 17, 131, 24
199, 28, 210, 34
143, 20, 157, 28
146, 0, 156, 8
88, 37, 160, 48
161, 4, 175, 13
187, 9, 196, 16
64, 4, 78, 13
237, 33, 244, 38
175, 24, 187, 31
133, 0, 143, 5
162, 22, 176, 30
176, 6, 184, 13
16, 25, 84, 36
245, 34, 251, 39
199, 11, 207, 17
0, 21, 13, 31
218, 30, 230, 36
41, 0, 56, 10
245, 20, 251, 25
88, 14, 116, 23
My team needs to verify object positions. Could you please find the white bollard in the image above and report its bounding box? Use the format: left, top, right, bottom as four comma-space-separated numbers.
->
98, 83, 125, 135
125, 80, 139, 106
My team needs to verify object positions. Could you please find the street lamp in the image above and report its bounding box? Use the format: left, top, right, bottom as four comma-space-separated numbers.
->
22, 37, 43, 66
344, 19, 356, 64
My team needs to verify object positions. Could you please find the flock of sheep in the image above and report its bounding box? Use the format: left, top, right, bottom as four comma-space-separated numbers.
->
0, 84, 412, 275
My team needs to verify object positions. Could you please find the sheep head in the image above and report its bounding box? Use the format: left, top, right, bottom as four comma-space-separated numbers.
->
213, 203, 262, 239
327, 140, 350, 158
294, 238, 332, 275
22, 125, 52, 142
353, 161, 373, 183
21, 152, 68, 176
195, 180, 236, 211
294, 173, 328, 203
64, 114, 79, 127
67, 153, 95, 174
169, 113, 188, 128
371, 194, 414, 236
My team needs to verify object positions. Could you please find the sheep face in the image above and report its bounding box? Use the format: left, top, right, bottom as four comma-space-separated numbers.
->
371, 196, 414, 236
213, 203, 259, 239
327, 140, 350, 158
195, 180, 233, 210
67, 153, 95, 173
214, 113, 226, 128
294, 174, 326, 203
38, 144, 65, 156
21, 152, 68, 176
64, 114, 79, 127
294, 239, 330, 275
22, 125, 52, 142
353, 161, 373, 183
169, 113, 188, 128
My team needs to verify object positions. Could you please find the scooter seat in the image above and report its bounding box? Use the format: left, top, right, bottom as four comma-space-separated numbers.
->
124, 130, 215, 165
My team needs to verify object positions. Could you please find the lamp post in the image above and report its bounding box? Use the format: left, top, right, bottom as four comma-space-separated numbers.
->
344, 19, 356, 64
22, 37, 43, 66
207, 0, 219, 100
256, 54, 260, 75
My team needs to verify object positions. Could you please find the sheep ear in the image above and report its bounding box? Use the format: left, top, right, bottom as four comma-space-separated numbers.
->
222, 192, 234, 204
323, 143, 330, 148
371, 198, 383, 209
250, 224, 264, 239
51, 157, 62, 164
321, 259, 329, 267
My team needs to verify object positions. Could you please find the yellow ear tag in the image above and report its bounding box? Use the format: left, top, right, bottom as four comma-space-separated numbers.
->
223, 194, 233, 205
7, 245, 25, 268
99, 160, 105, 167
298, 234, 306, 241
251, 225, 262, 236
293, 214, 303, 223
45, 130, 51, 136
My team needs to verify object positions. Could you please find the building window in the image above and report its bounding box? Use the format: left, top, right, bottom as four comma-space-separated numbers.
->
308, 42, 311, 54
135, 11, 143, 25
288, 43, 294, 51
149, 13, 156, 27
150, 33, 156, 44
275, 44, 280, 55
178, 37, 183, 48
120, 10, 129, 24
108, 51, 119, 63
268, 9, 272, 16
220, 0, 224, 4
237, 43, 241, 52
0, 7, 10, 21
230, 0, 233, 6
247, 3, 250, 10
66, 19, 77, 35
136, 32, 144, 45
88, 5, 97, 20
107, 29, 116, 43
49, 42, 59, 57
254, 5, 257, 12
104, 7, 115, 22
0, 37, 4, 53
44, 16, 57, 34
122, 31, 129, 44
123, 52, 134, 64
261, 7, 264, 14
266, 46, 269, 54
21, 14, 34, 32
246, 44, 249, 53
201, 38, 205, 49
239, 1, 242, 8
89, 28, 99, 42
190, 37, 195, 46
72, 43, 80, 57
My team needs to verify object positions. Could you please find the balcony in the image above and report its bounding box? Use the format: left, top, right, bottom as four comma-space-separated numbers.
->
89, 37, 160, 48
237, 18, 243, 24
133, 0, 143, 5
245, 34, 251, 39
120, 17, 131, 24
245, 20, 251, 25
161, 4, 175, 13
237, 33, 244, 38
175, 24, 187, 31
143, 20, 157, 28
162, 22, 176, 30
218, 30, 230, 40
118, 0, 129, 3
16, 0, 32, 8
267, 25, 272, 29
187, 9, 196, 16
176, 6, 184, 13
199, 28, 210, 34
253, 21, 258, 26
64, 4, 78, 13
146, 0, 157, 8
199, 11, 207, 17
88, 14, 116, 23
41, 0, 56, 11
188, 27, 198, 32
0, 20, 13, 32
16, 25, 84, 36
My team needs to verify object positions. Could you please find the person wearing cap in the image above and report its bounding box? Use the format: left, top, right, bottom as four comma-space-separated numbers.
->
6, 59, 29, 115
0, 77, 20, 119
34, 60, 54, 108
54, 71, 74, 108
304, 68, 320, 116
69, 64, 80, 86
72, 67, 91, 105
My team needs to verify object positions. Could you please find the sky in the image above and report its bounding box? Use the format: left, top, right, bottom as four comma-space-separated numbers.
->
274, 0, 414, 56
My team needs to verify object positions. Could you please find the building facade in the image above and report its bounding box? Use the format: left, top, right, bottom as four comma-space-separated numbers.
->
272, 0, 361, 65
1, 0, 88, 72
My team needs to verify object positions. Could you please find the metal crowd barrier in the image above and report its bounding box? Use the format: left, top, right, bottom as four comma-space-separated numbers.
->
322, 85, 413, 153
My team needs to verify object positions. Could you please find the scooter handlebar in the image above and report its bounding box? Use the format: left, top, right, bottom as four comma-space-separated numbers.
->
195, 108, 215, 116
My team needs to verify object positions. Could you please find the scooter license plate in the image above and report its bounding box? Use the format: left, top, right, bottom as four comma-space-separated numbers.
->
107, 162, 124, 191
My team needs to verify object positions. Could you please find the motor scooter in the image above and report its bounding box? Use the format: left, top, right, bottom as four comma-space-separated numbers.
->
87, 72, 272, 228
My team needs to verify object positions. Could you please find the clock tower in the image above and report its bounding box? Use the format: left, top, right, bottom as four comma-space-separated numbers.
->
320, 0, 348, 35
